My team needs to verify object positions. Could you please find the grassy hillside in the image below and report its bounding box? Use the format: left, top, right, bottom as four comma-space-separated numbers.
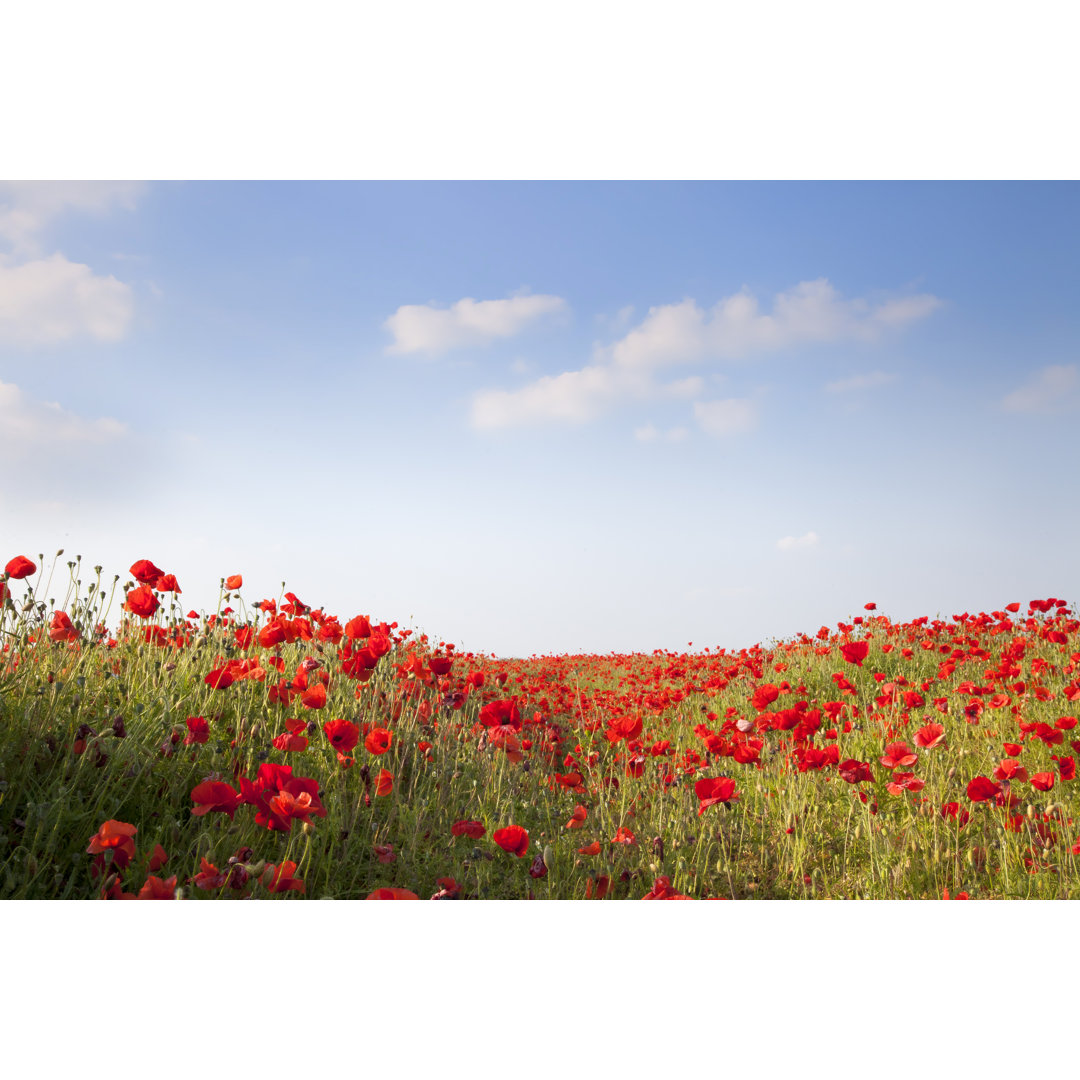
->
2, 552, 1078, 899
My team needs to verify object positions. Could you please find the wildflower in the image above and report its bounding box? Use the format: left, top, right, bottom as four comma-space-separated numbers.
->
493, 824, 530, 857
451, 819, 486, 839
642, 875, 691, 900
190, 779, 242, 819
837, 759, 874, 784
87, 819, 138, 872
913, 723, 946, 749
694, 775, 738, 813
565, 805, 587, 829
5, 555, 36, 579
225, 574, 243, 590
366, 887, 418, 899
138, 875, 178, 899
264, 861, 305, 894
840, 641, 869, 666
48, 611, 80, 643
323, 718, 360, 755
130, 559, 165, 585
966, 776, 1002, 802
184, 716, 210, 745
879, 742, 918, 769
189, 858, 227, 891
373, 768, 393, 796
364, 727, 393, 755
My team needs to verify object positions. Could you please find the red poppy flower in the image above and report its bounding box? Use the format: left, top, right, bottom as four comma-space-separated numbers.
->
940, 802, 970, 827
431, 877, 461, 900
480, 698, 522, 730
300, 683, 327, 710
493, 824, 530, 857
87, 819, 138, 870
840, 641, 869, 666
451, 819, 486, 839
48, 610, 80, 643
694, 775, 738, 813
565, 805, 587, 829
324, 718, 360, 754
272, 727, 309, 752
1003, 742, 1022, 757
365, 727, 393, 755
1031, 772, 1055, 792
345, 615, 372, 639
264, 860, 305, 894
642, 875, 691, 900
993, 759, 1027, 782
5, 555, 36, 579
184, 716, 210, 745
879, 742, 918, 769
190, 779, 242, 819
751, 683, 780, 710
1057, 756, 1076, 781
966, 776, 1001, 802
126, 585, 160, 618
154, 574, 181, 593
606, 715, 642, 743
374, 843, 395, 864
429, 656, 453, 676
225, 574, 243, 590
886, 771, 925, 796
577, 840, 602, 856
189, 857, 227, 890
137, 875, 177, 899
366, 887, 419, 899
129, 559, 165, 585
913, 723, 946, 749
585, 874, 610, 899
148, 844, 168, 872
838, 759, 874, 784
373, 768, 393, 796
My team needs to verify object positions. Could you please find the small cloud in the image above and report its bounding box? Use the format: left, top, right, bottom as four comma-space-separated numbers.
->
633, 422, 688, 443
0, 181, 145, 255
825, 370, 897, 393
693, 398, 757, 438
0, 254, 134, 345
384, 293, 567, 356
664, 375, 705, 398
776, 531, 820, 551
1001, 364, 1079, 414
0, 380, 128, 455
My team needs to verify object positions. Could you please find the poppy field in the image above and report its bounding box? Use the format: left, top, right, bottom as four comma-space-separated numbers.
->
1, 551, 1078, 900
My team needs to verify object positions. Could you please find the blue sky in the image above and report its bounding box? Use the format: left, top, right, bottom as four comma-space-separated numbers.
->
2, 181, 1078, 656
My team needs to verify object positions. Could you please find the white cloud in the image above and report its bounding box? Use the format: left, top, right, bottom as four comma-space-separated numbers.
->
633, 422, 688, 443
472, 364, 635, 428
602, 279, 942, 370
0, 380, 127, 454
693, 397, 758, 437
385, 293, 567, 355
0, 181, 145, 254
825, 370, 897, 393
470, 278, 940, 430
776, 531, 820, 551
0, 254, 134, 345
1001, 364, 1079, 414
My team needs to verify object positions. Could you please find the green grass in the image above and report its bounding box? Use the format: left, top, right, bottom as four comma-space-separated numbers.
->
2, 553, 1078, 899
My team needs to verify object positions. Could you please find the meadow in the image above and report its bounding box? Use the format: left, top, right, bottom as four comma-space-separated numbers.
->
1, 551, 1078, 900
